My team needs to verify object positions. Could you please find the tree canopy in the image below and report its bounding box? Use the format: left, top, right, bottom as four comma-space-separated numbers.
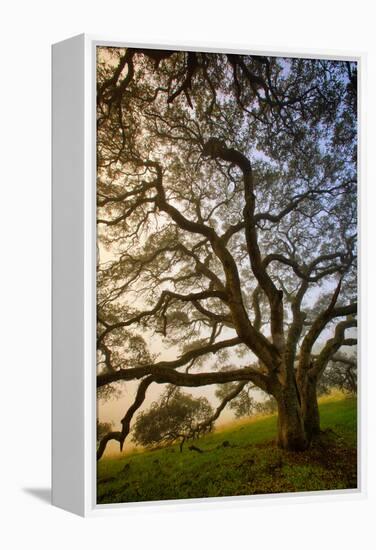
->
96, 47, 357, 458
132, 386, 213, 451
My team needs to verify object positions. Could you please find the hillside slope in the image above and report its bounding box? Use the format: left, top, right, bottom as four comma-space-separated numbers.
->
97, 395, 357, 504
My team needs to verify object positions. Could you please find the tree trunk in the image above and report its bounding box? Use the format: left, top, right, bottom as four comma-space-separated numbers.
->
276, 386, 308, 451
300, 379, 320, 442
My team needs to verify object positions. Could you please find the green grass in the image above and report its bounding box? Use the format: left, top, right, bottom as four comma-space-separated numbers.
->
97, 394, 357, 504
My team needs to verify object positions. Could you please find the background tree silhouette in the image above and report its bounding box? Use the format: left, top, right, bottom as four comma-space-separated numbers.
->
132, 385, 213, 452
96, 48, 357, 459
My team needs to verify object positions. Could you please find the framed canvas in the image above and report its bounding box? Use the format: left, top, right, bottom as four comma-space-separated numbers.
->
52, 34, 364, 517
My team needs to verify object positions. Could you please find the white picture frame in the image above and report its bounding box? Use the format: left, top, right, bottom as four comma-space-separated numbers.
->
52, 34, 365, 517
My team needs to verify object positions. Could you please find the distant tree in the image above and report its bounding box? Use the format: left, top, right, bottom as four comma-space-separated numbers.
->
215, 381, 277, 418
255, 396, 278, 415
317, 350, 357, 395
132, 386, 213, 451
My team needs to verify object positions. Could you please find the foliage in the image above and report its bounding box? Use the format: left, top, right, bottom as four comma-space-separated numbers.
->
132, 386, 213, 448
317, 351, 357, 395
97, 420, 113, 442
216, 382, 277, 418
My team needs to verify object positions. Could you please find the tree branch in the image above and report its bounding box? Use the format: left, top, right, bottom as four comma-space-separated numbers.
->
202, 139, 284, 352
194, 381, 248, 435
97, 337, 244, 387
98, 288, 227, 343
97, 376, 154, 460
311, 318, 357, 378
298, 277, 357, 375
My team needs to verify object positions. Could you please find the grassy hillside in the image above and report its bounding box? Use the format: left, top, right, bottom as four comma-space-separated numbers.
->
97, 394, 357, 504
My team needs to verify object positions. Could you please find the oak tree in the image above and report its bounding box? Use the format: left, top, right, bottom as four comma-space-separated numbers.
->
96, 48, 357, 458
132, 385, 213, 451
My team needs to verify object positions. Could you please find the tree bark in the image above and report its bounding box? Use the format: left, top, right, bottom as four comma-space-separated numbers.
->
300, 378, 320, 442
275, 385, 308, 451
